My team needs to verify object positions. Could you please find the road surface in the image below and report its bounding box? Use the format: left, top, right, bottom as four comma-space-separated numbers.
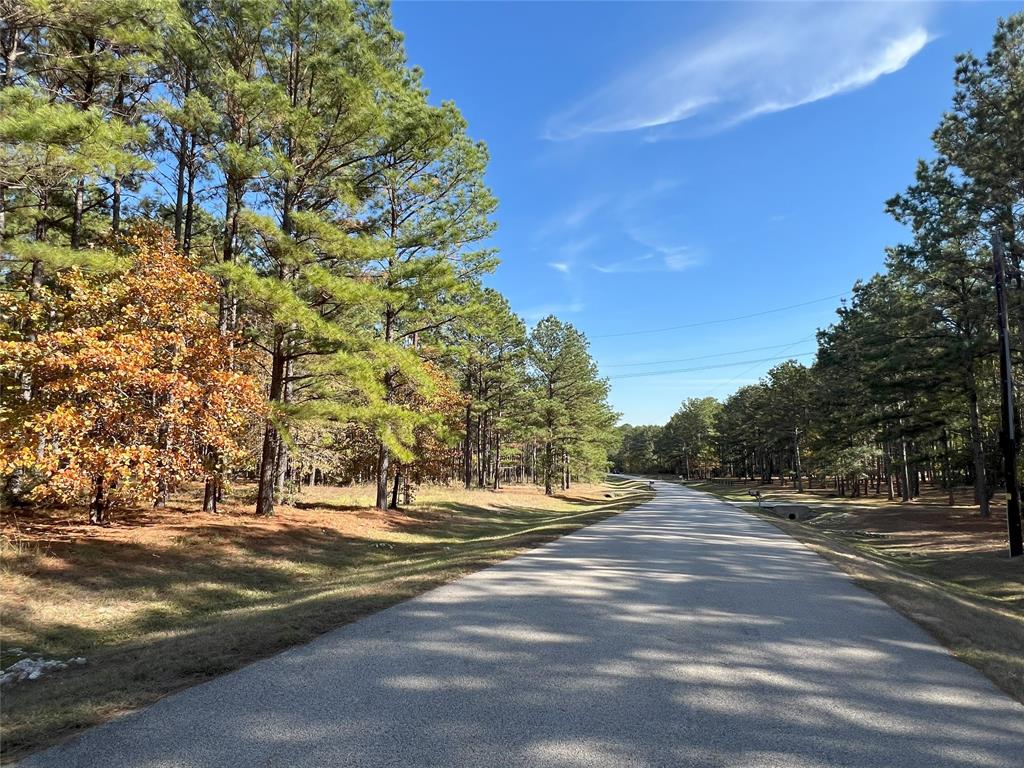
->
21, 480, 1023, 767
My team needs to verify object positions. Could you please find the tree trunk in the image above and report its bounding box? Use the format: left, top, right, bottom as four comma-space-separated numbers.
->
899, 434, 912, 502
173, 126, 187, 245
255, 335, 286, 516
111, 178, 121, 234
883, 446, 895, 500
255, 421, 279, 517
154, 476, 168, 508
375, 305, 397, 511
389, 465, 401, 509
463, 394, 473, 489
274, 432, 288, 500
493, 430, 501, 490
375, 442, 390, 510
1, 23, 19, 91
71, 178, 85, 248
183, 133, 196, 257
942, 427, 955, 506
219, 180, 241, 332
89, 475, 107, 524
965, 370, 990, 517
202, 475, 217, 514
544, 441, 553, 495
476, 415, 485, 487
793, 428, 804, 492
109, 75, 125, 233
274, 353, 292, 502
483, 411, 491, 487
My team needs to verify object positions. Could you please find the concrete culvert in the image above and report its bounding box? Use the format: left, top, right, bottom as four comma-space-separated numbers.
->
773, 504, 815, 521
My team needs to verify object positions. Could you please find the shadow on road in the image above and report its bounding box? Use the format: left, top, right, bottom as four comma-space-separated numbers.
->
21, 483, 1024, 768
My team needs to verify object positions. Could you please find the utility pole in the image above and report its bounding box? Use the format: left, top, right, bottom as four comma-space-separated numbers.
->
992, 230, 1023, 558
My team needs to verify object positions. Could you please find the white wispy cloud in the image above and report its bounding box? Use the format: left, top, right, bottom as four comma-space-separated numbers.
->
591, 248, 698, 275
591, 225, 700, 274
538, 236, 599, 275
545, 3, 933, 140
533, 197, 607, 244
521, 301, 586, 322
559, 236, 598, 257
563, 196, 606, 229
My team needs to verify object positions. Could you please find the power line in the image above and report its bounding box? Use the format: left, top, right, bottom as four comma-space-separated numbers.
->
602, 338, 814, 369
607, 352, 816, 380
710, 338, 812, 395
592, 292, 846, 339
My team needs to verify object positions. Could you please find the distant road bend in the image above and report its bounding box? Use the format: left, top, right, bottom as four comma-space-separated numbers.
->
21, 479, 1024, 768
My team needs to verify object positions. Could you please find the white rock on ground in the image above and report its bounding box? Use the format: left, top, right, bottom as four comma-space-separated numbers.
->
0, 655, 85, 685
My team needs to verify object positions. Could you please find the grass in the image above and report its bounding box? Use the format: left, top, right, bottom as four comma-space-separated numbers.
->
0, 477, 652, 763
675, 477, 1024, 704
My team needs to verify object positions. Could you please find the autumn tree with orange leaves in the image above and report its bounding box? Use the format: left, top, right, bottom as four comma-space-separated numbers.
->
0, 228, 263, 522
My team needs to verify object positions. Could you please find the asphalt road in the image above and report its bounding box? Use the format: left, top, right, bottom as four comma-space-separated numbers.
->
21, 480, 1023, 767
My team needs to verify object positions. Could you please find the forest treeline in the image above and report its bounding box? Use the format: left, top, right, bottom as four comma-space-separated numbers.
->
0, 0, 618, 520
614, 14, 1024, 519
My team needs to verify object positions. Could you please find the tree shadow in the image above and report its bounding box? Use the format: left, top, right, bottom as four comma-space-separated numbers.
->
12, 483, 1023, 768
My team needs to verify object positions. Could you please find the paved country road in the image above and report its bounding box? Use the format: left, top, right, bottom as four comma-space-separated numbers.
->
20, 480, 1023, 768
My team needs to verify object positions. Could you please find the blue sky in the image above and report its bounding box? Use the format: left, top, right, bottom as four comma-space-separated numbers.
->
392, 1, 1017, 426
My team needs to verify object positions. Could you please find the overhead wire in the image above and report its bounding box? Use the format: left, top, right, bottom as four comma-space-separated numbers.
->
601, 338, 815, 369
708, 338, 816, 395
607, 352, 816, 380
592, 292, 846, 339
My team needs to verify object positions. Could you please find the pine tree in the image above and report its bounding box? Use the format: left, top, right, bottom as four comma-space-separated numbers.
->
366, 74, 497, 509
887, 160, 998, 513
933, 13, 1024, 286
444, 287, 527, 489
220, 0, 402, 517
528, 316, 615, 494
656, 397, 721, 479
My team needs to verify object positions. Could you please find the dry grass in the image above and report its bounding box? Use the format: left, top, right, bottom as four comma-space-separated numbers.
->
683, 478, 1024, 703
0, 478, 652, 763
